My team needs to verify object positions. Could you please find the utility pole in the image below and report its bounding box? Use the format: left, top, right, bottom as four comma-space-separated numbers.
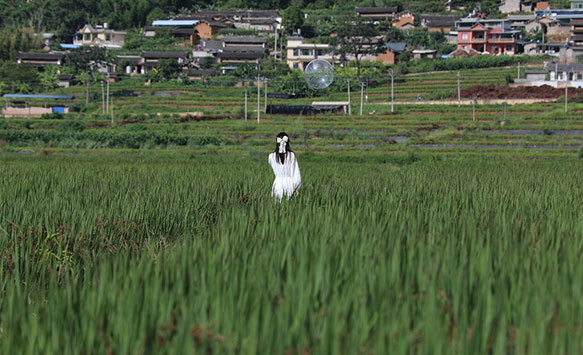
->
274, 28, 278, 60
257, 77, 260, 124
106, 75, 110, 114
360, 81, 364, 116
565, 85, 568, 113
503, 98, 507, 121
85, 79, 89, 104
244, 89, 248, 121
110, 94, 114, 126
457, 71, 461, 108
264, 79, 268, 112
280, 27, 284, 61
365, 79, 368, 104
101, 81, 105, 114
472, 97, 476, 121
347, 79, 351, 115
517, 62, 521, 79
389, 69, 394, 113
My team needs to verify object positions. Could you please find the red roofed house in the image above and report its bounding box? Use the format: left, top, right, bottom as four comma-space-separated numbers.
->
456, 19, 520, 55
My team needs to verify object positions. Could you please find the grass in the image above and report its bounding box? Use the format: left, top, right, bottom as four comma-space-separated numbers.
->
1, 155, 583, 353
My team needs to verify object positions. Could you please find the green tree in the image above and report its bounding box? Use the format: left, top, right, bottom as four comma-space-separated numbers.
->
39, 66, 60, 91
282, 5, 304, 35
146, 7, 166, 26
331, 16, 380, 80
66, 47, 107, 73
0, 62, 40, 94
156, 58, 181, 80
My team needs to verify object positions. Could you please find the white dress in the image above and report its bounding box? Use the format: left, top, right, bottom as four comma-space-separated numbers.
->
268, 152, 302, 200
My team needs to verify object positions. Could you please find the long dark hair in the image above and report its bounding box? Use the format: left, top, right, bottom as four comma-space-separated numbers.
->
274, 132, 293, 164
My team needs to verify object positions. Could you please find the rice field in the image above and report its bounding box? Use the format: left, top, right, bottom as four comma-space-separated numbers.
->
1, 155, 583, 354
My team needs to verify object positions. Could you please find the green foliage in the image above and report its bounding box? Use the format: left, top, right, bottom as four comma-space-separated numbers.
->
330, 16, 381, 79
282, 5, 305, 34
57, 120, 85, 132
216, 28, 259, 37
0, 27, 43, 61
154, 58, 181, 81
404, 55, 539, 73
0, 62, 39, 94
66, 47, 108, 73
2, 157, 583, 353
232, 62, 258, 79
39, 66, 60, 91
123, 28, 174, 51
260, 58, 291, 79
146, 7, 166, 26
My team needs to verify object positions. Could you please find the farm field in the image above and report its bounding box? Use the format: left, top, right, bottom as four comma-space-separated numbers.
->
4, 65, 583, 158
1, 155, 583, 354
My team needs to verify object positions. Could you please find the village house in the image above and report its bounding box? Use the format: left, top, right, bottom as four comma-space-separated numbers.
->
116, 55, 141, 74
355, 7, 398, 23
413, 49, 438, 59
456, 18, 520, 54
195, 10, 281, 24
17, 52, 65, 68
195, 19, 233, 39
216, 51, 263, 72
286, 36, 335, 70
137, 51, 189, 74
222, 36, 267, 48
392, 12, 415, 30
2, 94, 73, 117
57, 74, 74, 88
420, 14, 461, 33
73, 24, 126, 48
499, 0, 522, 14
376, 42, 407, 65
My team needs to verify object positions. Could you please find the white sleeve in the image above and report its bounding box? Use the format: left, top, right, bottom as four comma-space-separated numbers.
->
292, 153, 302, 190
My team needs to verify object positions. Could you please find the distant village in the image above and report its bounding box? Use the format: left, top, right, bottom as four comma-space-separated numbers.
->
13, 1, 583, 88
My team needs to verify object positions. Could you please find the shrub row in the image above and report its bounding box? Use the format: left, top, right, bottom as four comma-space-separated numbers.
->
0, 130, 223, 149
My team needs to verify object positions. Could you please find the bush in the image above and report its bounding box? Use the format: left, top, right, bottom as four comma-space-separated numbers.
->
57, 120, 84, 132
41, 112, 65, 120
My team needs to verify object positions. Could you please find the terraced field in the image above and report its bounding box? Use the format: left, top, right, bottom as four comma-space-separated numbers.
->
2, 65, 582, 157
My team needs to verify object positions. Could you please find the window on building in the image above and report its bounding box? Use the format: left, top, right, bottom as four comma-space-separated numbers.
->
301, 49, 313, 56
105, 34, 111, 41
461, 33, 468, 40
293, 62, 299, 69
84, 33, 91, 41
293, 49, 300, 56
506, 45, 512, 51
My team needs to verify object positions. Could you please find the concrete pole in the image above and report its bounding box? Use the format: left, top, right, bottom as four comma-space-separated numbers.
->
457, 71, 461, 108
365, 79, 368, 104
360, 82, 364, 116
390, 70, 394, 113
244, 89, 248, 121
565, 85, 568, 113
106, 77, 109, 114
347, 79, 351, 115
264, 79, 267, 112
101, 82, 105, 114
257, 77, 260, 124
472, 99, 476, 121
110, 94, 114, 126
85, 79, 89, 105
517, 62, 520, 79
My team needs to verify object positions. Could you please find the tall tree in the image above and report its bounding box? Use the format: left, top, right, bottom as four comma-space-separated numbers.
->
330, 16, 380, 80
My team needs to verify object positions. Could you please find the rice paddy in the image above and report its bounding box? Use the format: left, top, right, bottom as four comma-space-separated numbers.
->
1, 155, 583, 354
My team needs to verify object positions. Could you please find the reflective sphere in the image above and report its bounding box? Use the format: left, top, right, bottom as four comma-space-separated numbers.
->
304, 59, 334, 89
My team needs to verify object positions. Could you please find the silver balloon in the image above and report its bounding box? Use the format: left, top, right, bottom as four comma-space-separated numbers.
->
304, 59, 334, 89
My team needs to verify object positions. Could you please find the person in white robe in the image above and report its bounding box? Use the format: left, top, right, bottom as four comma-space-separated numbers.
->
268, 132, 301, 200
